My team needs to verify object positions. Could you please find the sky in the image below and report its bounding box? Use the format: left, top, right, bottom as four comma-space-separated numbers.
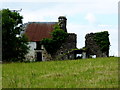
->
1, 0, 119, 56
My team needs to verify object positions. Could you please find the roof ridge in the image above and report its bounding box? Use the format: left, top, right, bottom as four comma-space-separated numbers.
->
28, 22, 57, 24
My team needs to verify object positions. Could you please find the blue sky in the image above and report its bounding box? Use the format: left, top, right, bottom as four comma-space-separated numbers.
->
2, 0, 119, 56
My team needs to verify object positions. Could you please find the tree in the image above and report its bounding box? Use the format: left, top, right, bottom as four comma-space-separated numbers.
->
2, 9, 29, 62
41, 24, 68, 54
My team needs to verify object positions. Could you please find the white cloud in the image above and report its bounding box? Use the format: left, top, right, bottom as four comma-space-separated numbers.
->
98, 25, 112, 27
18, 0, 117, 23
20, 3, 83, 23
21, 11, 47, 22
1, 0, 119, 3
2, 0, 118, 15
1, 0, 75, 2
85, 13, 96, 23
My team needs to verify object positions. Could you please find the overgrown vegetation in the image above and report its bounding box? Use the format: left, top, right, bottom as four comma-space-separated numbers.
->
93, 31, 110, 53
2, 57, 118, 88
41, 24, 68, 54
2, 9, 29, 62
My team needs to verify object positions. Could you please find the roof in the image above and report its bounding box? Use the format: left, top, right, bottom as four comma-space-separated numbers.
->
25, 22, 57, 42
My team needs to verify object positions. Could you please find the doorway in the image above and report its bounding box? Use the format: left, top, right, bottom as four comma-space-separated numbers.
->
36, 52, 42, 61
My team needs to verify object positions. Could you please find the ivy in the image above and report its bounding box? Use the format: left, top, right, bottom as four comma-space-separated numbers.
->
41, 24, 68, 54
93, 31, 110, 52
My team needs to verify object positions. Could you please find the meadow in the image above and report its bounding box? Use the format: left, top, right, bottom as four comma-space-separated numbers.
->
2, 57, 118, 88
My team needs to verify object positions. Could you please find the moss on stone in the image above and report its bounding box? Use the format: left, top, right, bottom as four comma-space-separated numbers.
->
93, 31, 110, 53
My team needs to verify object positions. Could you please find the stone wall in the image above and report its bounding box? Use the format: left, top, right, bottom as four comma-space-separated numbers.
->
25, 42, 53, 61
52, 33, 77, 60
85, 32, 109, 57
25, 42, 36, 61
41, 45, 52, 61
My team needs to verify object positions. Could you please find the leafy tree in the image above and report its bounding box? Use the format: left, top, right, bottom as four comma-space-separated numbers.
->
41, 24, 68, 54
2, 9, 29, 62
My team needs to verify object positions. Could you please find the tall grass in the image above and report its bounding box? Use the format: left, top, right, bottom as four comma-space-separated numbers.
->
2, 57, 118, 88
0, 64, 2, 89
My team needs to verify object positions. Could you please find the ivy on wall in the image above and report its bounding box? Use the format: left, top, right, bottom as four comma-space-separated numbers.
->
41, 24, 68, 54
93, 31, 110, 53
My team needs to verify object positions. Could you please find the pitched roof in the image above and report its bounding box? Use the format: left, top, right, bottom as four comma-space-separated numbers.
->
25, 22, 57, 42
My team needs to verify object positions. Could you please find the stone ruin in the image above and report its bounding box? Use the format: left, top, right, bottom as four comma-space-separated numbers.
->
53, 33, 77, 60
24, 16, 110, 61
85, 32, 110, 58
55, 31, 110, 60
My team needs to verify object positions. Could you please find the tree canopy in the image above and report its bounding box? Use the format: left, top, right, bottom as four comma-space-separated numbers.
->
41, 24, 68, 54
2, 9, 29, 62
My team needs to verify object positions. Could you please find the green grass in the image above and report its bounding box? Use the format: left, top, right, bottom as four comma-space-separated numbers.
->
2, 57, 118, 88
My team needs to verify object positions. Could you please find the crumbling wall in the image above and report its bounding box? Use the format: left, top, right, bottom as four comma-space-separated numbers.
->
41, 45, 52, 61
52, 33, 77, 60
25, 42, 36, 62
85, 31, 110, 57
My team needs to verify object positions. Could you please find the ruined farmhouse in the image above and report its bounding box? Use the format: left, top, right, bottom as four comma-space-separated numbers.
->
23, 16, 110, 61
24, 16, 76, 61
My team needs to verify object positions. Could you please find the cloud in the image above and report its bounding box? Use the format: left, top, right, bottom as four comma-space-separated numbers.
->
85, 13, 96, 23
20, 3, 83, 23
2, 0, 119, 3
98, 25, 112, 27
21, 11, 47, 22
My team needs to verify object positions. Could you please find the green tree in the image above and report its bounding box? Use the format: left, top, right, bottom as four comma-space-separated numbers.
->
41, 24, 68, 54
2, 9, 29, 62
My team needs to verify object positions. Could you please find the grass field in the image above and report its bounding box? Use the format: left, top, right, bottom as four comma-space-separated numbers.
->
2, 57, 118, 88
